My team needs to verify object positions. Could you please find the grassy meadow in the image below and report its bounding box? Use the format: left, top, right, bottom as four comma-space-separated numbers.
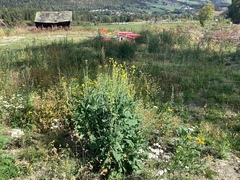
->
0, 21, 240, 179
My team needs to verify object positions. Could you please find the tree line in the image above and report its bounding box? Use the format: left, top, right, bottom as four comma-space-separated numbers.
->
0, 7, 198, 27
0, 2, 238, 27
0, 8, 36, 26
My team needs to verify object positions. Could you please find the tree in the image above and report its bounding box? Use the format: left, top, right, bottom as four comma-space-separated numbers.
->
198, 3, 215, 27
228, 0, 240, 23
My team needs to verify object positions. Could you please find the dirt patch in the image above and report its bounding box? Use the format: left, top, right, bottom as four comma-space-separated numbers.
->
207, 153, 240, 180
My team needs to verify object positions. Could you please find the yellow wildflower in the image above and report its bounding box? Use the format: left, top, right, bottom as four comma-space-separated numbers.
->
195, 137, 205, 145
167, 107, 173, 113
122, 72, 127, 78
71, 77, 78, 81
207, 154, 212, 159
187, 135, 192, 140
62, 81, 67, 87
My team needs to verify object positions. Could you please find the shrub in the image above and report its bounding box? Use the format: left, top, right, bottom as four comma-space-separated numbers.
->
148, 34, 160, 53
75, 59, 146, 176
103, 40, 136, 60
159, 30, 178, 47
135, 30, 153, 45
117, 41, 136, 59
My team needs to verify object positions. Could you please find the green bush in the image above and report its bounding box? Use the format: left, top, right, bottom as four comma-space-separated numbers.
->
160, 30, 177, 46
117, 41, 136, 59
0, 152, 19, 180
75, 59, 146, 176
148, 34, 160, 53
135, 30, 153, 45
102, 40, 136, 60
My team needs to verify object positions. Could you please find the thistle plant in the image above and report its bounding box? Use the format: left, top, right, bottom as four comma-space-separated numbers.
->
75, 59, 146, 176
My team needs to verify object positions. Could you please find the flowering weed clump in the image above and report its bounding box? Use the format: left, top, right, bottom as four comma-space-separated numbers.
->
29, 77, 79, 130
167, 125, 208, 177
0, 94, 33, 128
75, 59, 146, 177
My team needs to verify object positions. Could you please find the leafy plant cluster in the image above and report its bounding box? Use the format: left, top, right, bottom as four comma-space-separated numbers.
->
75, 60, 146, 177
0, 126, 19, 179
168, 126, 207, 175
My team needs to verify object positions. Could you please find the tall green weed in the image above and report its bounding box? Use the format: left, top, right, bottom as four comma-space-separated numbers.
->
75, 59, 146, 176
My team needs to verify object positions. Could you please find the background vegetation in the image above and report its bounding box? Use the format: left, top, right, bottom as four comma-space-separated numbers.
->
0, 0, 232, 27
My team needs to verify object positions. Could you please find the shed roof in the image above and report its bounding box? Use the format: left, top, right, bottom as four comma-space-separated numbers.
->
34, 11, 72, 23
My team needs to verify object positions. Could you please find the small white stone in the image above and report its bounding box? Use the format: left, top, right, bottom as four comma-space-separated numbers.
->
9, 129, 25, 138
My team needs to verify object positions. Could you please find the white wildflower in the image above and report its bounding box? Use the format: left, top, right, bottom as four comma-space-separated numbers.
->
188, 126, 195, 132
156, 169, 167, 176
16, 105, 24, 109
153, 143, 161, 148
149, 147, 163, 155
4, 104, 12, 108
51, 125, 59, 129
148, 152, 158, 159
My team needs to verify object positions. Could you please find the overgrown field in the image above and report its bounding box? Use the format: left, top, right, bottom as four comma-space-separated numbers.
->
0, 22, 240, 179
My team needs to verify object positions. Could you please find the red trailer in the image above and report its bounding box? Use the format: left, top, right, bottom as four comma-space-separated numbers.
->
118, 32, 140, 41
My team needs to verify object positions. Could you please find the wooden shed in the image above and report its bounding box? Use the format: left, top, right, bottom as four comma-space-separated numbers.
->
34, 11, 72, 28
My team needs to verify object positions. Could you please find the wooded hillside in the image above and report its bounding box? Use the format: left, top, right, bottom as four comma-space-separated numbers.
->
0, 0, 231, 13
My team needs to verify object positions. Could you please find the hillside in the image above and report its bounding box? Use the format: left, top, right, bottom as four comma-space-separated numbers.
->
0, 0, 231, 14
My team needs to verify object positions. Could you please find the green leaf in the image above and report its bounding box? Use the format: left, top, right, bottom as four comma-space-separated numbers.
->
112, 151, 122, 162
124, 110, 132, 118
126, 119, 138, 126
123, 139, 134, 148
89, 134, 96, 143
